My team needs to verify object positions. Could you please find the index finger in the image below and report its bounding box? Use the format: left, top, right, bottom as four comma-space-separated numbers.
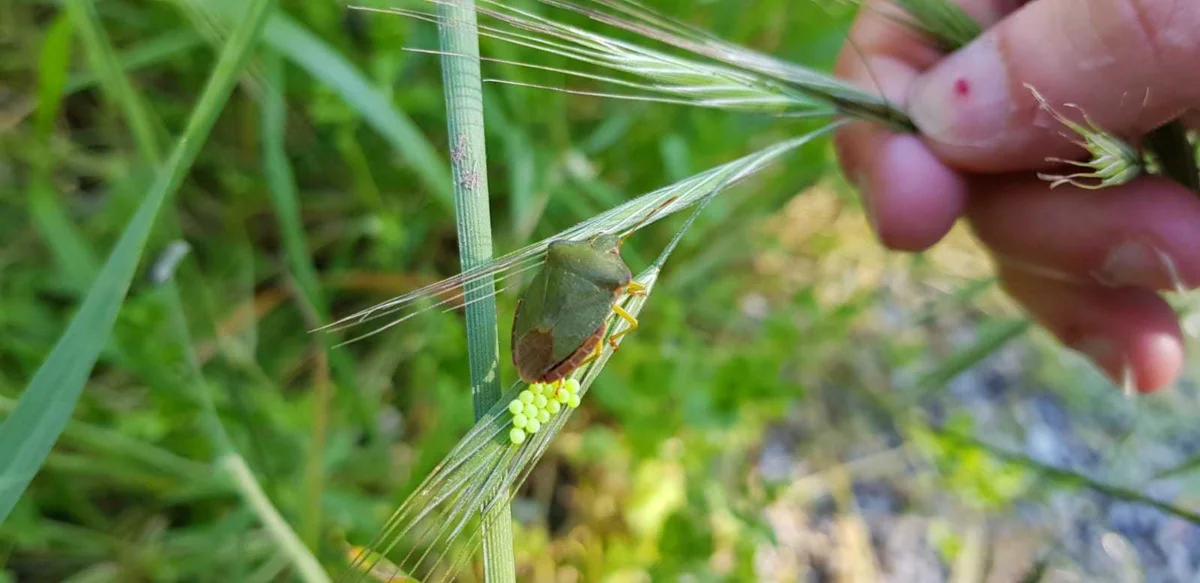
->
909, 0, 1200, 172
832, 0, 1021, 251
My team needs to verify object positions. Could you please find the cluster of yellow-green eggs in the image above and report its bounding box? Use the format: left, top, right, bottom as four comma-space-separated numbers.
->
506, 379, 581, 445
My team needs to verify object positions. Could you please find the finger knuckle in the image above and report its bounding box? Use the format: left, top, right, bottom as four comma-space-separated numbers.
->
1117, 0, 1200, 94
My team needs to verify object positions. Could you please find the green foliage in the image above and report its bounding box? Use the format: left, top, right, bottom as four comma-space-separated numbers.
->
2, 0, 1196, 581
0, 0, 277, 526
908, 416, 1033, 512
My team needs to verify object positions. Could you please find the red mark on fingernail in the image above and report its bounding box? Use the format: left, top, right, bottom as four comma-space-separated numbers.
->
953, 78, 970, 97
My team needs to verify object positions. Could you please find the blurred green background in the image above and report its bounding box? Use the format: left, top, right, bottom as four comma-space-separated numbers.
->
3, 0, 1200, 581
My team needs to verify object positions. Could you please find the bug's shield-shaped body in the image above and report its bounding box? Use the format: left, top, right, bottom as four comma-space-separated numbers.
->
512, 235, 631, 383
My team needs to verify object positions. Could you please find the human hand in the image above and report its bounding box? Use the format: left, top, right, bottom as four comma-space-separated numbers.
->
832, 0, 1200, 392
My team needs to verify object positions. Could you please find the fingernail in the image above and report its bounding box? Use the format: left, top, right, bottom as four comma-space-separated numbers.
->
1094, 240, 1160, 288
909, 37, 1013, 145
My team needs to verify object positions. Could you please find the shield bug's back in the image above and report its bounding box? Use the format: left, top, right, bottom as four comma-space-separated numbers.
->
511, 201, 674, 384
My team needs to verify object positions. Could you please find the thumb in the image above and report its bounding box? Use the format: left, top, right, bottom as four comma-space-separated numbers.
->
908, 0, 1200, 172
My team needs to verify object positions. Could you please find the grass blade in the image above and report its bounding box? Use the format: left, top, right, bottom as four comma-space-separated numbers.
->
64, 28, 203, 95
29, 12, 99, 288
0, 395, 208, 483
192, 0, 455, 211
0, 0, 276, 524
66, 0, 163, 164
152, 249, 331, 582
258, 49, 337, 548
913, 318, 1031, 398
222, 454, 332, 583
938, 429, 1200, 527
263, 12, 455, 211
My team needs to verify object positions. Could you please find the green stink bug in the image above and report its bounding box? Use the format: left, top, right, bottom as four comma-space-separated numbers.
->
510, 199, 675, 384
315, 139, 813, 350
510, 234, 645, 384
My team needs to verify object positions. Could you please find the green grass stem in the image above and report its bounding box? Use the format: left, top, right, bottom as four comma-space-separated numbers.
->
938, 430, 1200, 526
436, 0, 515, 579
158, 265, 329, 581
259, 50, 334, 548
222, 453, 333, 583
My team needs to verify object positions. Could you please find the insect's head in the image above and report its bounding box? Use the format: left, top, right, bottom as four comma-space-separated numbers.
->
591, 195, 681, 254
588, 233, 622, 255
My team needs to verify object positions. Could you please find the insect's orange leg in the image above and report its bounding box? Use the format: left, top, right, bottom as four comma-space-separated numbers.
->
607, 305, 639, 349
624, 281, 648, 297
578, 341, 603, 368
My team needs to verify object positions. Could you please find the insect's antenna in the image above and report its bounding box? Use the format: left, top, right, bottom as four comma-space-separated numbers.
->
615, 194, 680, 246
647, 189, 720, 271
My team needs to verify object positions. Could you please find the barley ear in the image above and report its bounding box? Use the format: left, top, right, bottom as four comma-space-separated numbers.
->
1026, 84, 1142, 190
893, 0, 981, 52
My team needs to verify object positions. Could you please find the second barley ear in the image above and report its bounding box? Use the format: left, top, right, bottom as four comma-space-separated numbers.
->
1025, 84, 1142, 190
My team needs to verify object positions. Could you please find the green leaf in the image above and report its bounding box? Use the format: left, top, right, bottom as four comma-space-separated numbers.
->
193, 0, 454, 211
263, 13, 454, 210
912, 318, 1030, 399
260, 53, 325, 315
64, 29, 203, 95
658, 510, 714, 563
0, 0, 277, 525
35, 13, 73, 137
258, 50, 343, 548
30, 11, 98, 287
66, 0, 164, 164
